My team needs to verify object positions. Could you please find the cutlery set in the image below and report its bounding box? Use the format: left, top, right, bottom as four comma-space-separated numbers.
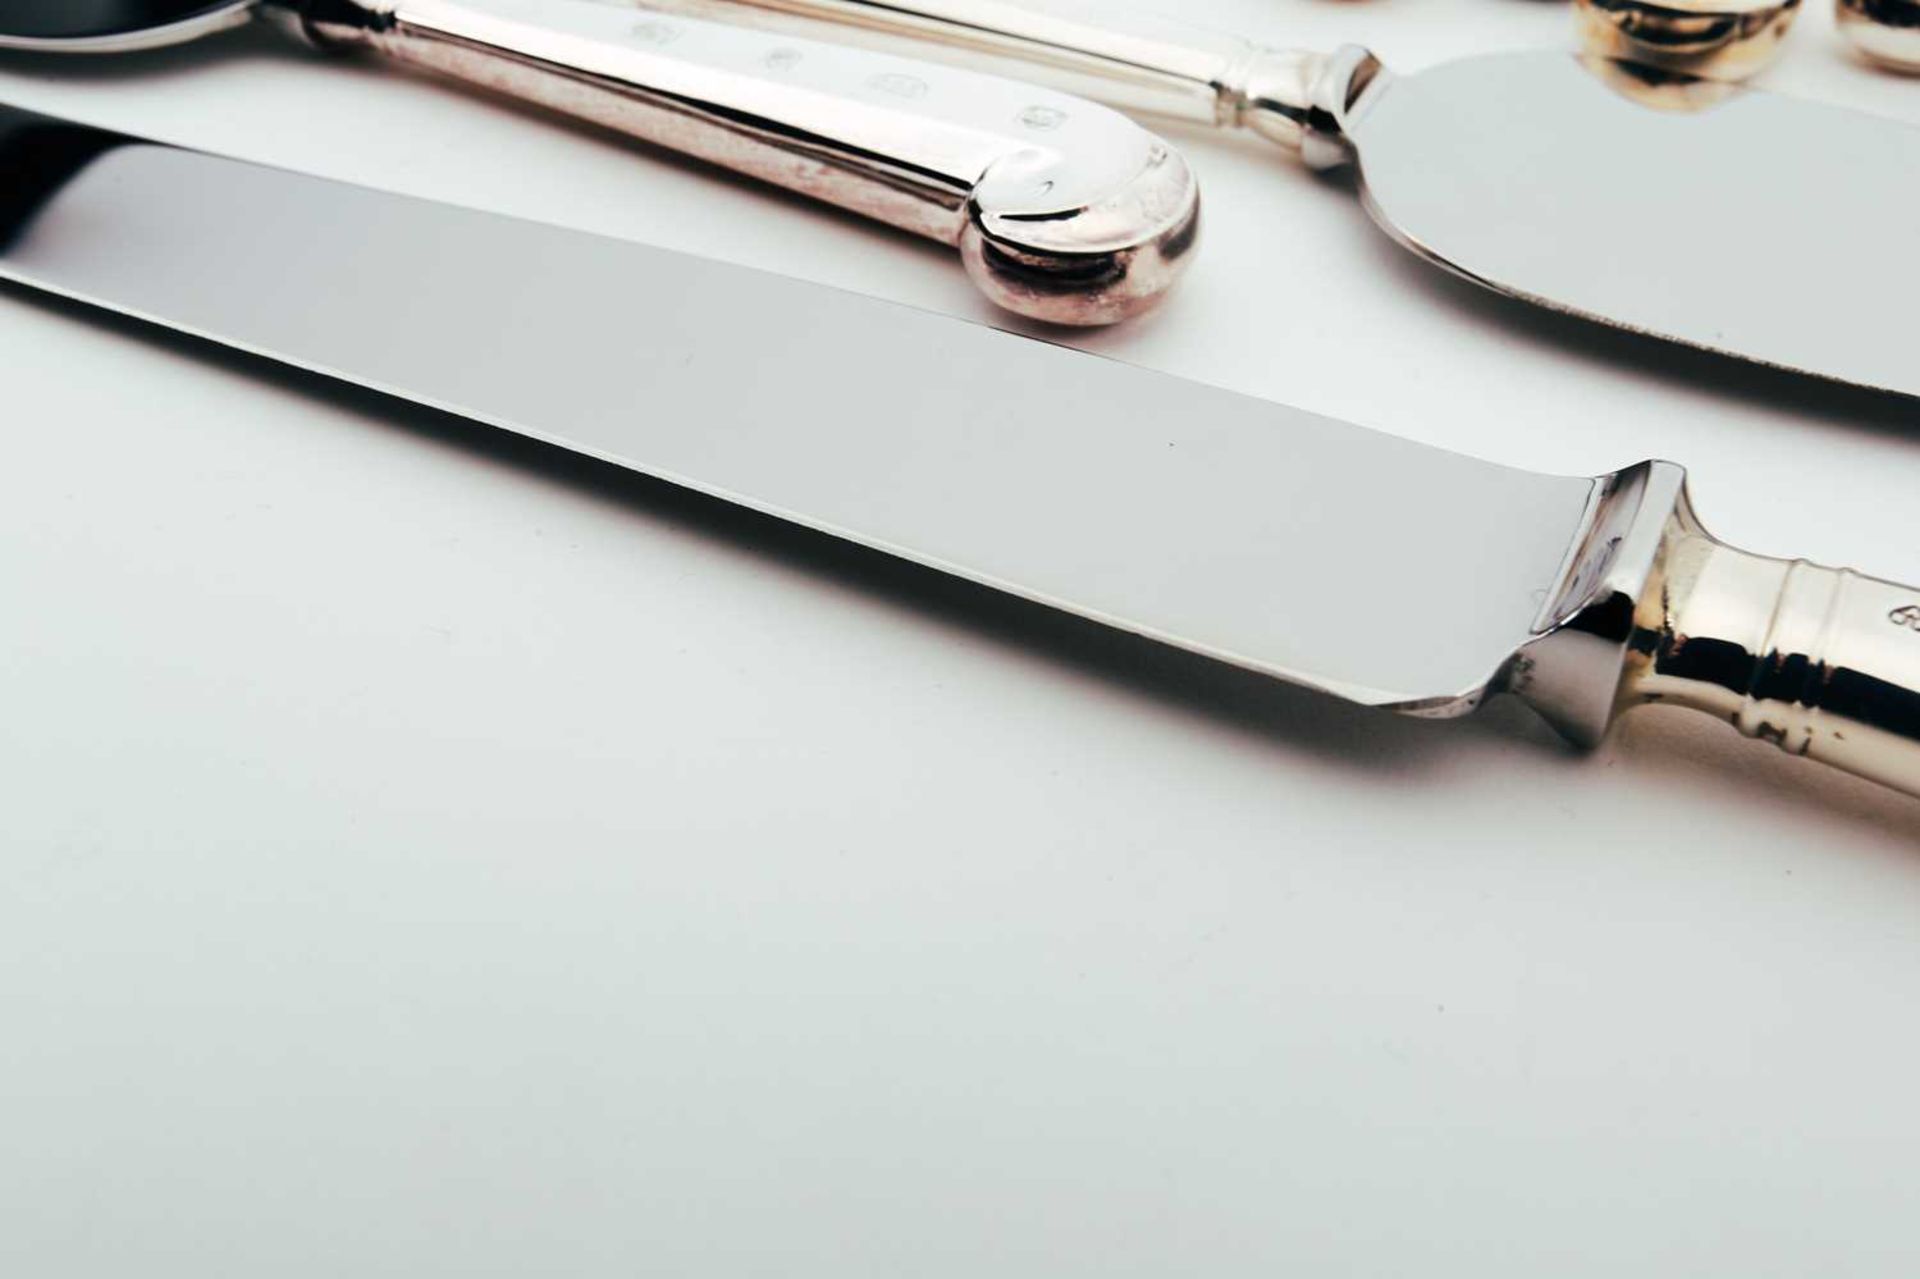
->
1, 0, 1917, 802
646, 0, 1920, 397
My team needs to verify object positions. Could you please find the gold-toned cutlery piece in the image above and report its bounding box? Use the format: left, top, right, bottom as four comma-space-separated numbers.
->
1573, 0, 1801, 79
1836, 0, 1920, 70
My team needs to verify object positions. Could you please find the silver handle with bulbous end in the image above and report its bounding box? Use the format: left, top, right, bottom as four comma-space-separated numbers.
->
273, 0, 1197, 323
632, 0, 1346, 152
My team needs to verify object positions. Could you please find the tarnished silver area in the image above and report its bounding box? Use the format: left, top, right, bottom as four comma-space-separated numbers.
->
3, 105, 1916, 793
660, 0, 1920, 400
0, 0, 1200, 325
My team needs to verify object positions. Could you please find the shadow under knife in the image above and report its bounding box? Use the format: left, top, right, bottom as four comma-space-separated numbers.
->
13, 276, 1920, 834
2, 46, 1915, 822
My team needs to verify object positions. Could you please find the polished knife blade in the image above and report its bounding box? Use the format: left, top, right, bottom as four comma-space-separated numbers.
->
3, 103, 1917, 796
643, 0, 1920, 400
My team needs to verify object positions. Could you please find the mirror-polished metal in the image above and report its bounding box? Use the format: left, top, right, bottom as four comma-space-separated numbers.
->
0, 0, 256, 50
646, 0, 1920, 401
1573, 0, 1801, 81
3, 103, 1916, 796
0, 0, 1199, 324
1836, 0, 1920, 72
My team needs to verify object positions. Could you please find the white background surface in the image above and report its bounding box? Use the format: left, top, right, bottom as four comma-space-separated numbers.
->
4, 1, 1920, 1273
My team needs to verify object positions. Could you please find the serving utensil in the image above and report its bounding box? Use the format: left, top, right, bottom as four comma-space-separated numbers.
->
639, 0, 1920, 399
0, 0, 1199, 323
4, 100, 1916, 798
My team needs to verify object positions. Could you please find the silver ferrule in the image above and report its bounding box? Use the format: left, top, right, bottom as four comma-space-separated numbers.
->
1215, 43, 1325, 151
1620, 506, 1920, 794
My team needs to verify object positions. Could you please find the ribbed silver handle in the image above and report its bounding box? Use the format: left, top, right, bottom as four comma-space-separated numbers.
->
1623, 504, 1920, 796
636, 0, 1335, 151
280, 0, 1198, 323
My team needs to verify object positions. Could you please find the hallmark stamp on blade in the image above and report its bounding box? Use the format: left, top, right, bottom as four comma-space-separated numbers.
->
1018, 105, 1069, 132
1890, 605, 1920, 632
867, 73, 929, 99
629, 20, 681, 45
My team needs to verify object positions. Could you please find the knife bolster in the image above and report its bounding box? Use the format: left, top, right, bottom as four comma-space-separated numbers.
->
1291, 45, 1389, 173
1506, 461, 1686, 750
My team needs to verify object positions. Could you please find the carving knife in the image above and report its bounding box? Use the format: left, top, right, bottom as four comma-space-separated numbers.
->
635, 0, 1920, 400
0, 0, 1200, 325
3, 102, 1917, 797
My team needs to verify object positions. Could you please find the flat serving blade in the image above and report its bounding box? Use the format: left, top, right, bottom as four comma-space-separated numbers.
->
1347, 52, 1920, 396
0, 101, 1596, 716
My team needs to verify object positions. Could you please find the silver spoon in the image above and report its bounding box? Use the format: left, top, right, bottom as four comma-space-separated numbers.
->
0, 0, 1198, 323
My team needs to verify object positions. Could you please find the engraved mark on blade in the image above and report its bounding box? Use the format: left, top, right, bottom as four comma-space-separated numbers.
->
868, 73, 929, 99
630, 20, 680, 44
1890, 604, 1920, 632
764, 47, 803, 71
1018, 105, 1069, 132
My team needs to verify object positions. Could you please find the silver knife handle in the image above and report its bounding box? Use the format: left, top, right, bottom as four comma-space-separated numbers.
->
635, 0, 1337, 152
278, 0, 1198, 324
1623, 503, 1920, 797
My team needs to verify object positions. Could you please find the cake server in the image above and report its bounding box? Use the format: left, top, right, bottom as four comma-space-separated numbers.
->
3, 101, 1917, 797
638, 0, 1920, 399
0, 0, 1198, 323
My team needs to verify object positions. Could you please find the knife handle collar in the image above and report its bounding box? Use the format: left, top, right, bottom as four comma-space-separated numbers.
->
1620, 498, 1920, 798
